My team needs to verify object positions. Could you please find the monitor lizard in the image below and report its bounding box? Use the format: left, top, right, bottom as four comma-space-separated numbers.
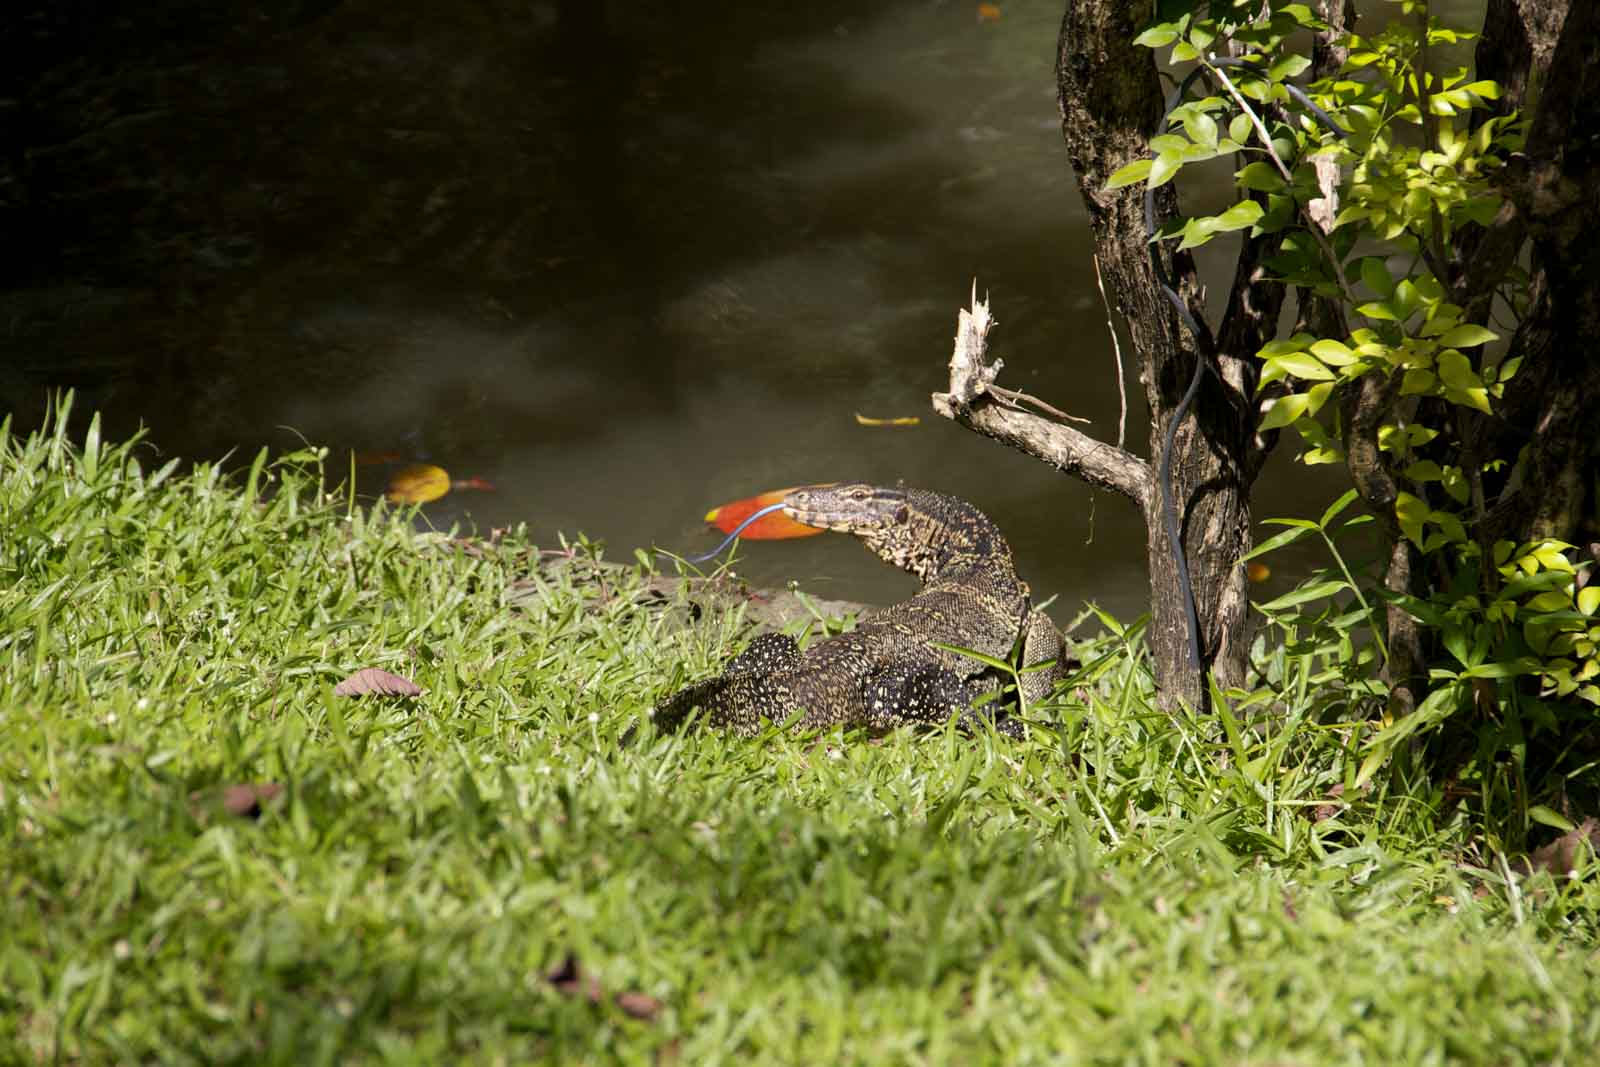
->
652, 483, 1068, 738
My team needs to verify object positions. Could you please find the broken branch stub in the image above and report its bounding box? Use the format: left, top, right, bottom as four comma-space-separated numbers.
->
932, 289, 1153, 508
944, 284, 1003, 411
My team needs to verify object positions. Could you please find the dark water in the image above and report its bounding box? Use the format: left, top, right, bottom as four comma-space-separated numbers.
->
3, 0, 1410, 619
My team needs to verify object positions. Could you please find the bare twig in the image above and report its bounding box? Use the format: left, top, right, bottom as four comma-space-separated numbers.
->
987, 385, 1092, 425
1091, 252, 1129, 449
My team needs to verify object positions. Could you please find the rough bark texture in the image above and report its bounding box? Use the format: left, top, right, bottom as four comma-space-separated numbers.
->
1052, 0, 1265, 707
1476, 0, 1600, 549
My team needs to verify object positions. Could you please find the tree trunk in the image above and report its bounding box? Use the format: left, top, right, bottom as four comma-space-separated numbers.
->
1053, 0, 1275, 706
1475, 0, 1600, 551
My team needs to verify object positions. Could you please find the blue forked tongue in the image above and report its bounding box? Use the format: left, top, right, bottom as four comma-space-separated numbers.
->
681, 501, 791, 563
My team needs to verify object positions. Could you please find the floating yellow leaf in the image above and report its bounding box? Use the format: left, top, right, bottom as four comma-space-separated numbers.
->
386, 463, 451, 504
854, 413, 921, 427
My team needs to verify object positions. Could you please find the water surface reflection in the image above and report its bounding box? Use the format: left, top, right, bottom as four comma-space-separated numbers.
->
3, 0, 1355, 617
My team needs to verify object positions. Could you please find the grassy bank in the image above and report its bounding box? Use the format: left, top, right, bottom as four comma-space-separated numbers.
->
2, 409, 1597, 1065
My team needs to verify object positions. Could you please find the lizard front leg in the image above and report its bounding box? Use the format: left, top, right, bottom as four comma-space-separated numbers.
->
1017, 610, 1071, 711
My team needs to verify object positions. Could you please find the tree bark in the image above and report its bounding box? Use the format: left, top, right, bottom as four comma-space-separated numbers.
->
1477, 0, 1600, 550
1049, 0, 1271, 706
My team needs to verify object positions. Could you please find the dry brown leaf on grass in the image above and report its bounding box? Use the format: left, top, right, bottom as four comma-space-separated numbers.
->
545, 953, 664, 1022
188, 782, 285, 821
1518, 818, 1600, 878
333, 668, 422, 697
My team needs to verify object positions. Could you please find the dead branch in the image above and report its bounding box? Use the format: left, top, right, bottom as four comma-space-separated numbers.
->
931, 289, 1151, 508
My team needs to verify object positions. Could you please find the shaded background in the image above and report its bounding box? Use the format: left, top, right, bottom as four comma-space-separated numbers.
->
1, 0, 1378, 617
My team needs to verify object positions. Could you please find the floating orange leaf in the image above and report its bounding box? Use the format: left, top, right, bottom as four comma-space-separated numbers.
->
854, 412, 921, 427
977, 3, 1002, 22
386, 463, 451, 504
704, 487, 825, 540
1248, 562, 1271, 583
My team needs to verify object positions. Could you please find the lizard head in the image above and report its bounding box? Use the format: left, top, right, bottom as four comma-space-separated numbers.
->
782, 483, 909, 534
785, 483, 974, 582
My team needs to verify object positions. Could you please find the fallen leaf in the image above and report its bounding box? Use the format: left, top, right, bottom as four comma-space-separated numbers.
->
450, 476, 497, 493
546, 953, 604, 1004
977, 2, 1002, 22
1312, 782, 1350, 823
615, 990, 664, 1021
1518, 818, 1600, 878
386, 463, 451, 504
704, 488, 826, 540
546, 953, 662, 1022
333, 668, 423, 697
854, 413, 921, 427
221, 783, 285, 817
188, 782, 284, 821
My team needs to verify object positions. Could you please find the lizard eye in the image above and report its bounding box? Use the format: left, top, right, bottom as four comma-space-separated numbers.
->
851, 488, 870, 501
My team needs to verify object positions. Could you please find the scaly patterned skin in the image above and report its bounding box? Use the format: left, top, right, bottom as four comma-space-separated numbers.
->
653, 484, 1068, 738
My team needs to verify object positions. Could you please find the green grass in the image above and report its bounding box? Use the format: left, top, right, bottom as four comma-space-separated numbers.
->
3, 404, 1598, 1065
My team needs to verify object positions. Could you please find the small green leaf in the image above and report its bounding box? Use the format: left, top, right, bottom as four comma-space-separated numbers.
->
1236, 161, 1283, 192
1437, 324, 1497, 348
1134, 25, 1180, 48
1240, 524, 1316, 562
1211, 199, 1264, 233
1185, 111, 1219, 148
1228, 113, 1251, 145
1309, 339, 1359, 366
1106, 158, 1154, 190
1396, 492, 1429, 547
1333, 204, 1370, 229
1258, 580, 1348, 612
1441, 466, 1470, 506
1529, 805, 1577, 833
1404, 460, 1443, 483
1267, 54, 1312, 81
1305, 381, 1333, 416
1401, 369, 1437, 395
1578, 586, 1600, 616
1432, 510, 1468, 545
1171, 40, 1200, 62
1259, 392, 1311, 431
1358, 257, 1394, 298
1318, 489, 1360, 529
1149, 151, 1181, 189
1270, 351, 1333, 381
